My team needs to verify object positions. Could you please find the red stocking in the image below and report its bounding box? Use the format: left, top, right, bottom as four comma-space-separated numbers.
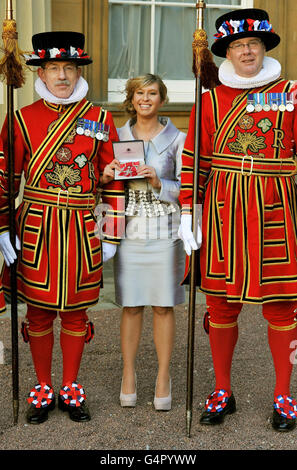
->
60, 310, 88, 385
268, 323, 297, 397
27, 306, 56, 386
209, 321, 239, 395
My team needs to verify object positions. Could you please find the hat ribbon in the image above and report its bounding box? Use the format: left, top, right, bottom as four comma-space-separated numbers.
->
214, 18, 274, 40
24, 46, 90, 61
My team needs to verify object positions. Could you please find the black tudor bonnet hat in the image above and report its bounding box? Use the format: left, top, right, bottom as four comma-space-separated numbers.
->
211, 8, 280, 58
25, 31, 92, 66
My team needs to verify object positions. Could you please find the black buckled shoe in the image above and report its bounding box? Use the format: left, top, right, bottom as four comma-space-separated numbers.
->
272, 395, 297, 432
58, 382, 91, 422
58, 396, 91, 422
200, 389, 236, 425
26, 383, 55, 424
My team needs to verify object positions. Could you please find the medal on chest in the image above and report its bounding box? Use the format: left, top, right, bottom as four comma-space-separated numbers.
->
286, 93, 294, 112
76, 118, 110, 141
278, 93, 286, 112
270, 93, 279, 111
254, 93, 263, 112
246, 92, 295, 113
246, 94, 255, 113
263, 94, 271, 112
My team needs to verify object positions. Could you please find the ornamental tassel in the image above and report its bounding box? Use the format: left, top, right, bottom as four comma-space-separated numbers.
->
0, 6, 26, 88
192, 27, 220, 89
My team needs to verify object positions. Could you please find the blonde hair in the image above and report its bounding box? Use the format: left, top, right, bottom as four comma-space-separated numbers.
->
122, 73, 168, 117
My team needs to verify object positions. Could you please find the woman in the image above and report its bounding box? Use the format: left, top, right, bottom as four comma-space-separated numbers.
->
102, 74, 186, 410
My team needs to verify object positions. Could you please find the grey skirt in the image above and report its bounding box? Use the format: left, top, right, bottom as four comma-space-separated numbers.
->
113, 214, 186, 307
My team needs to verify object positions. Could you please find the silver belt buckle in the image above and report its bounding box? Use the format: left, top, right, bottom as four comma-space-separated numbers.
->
57, 189, 69, 208
241, 154, 254, 176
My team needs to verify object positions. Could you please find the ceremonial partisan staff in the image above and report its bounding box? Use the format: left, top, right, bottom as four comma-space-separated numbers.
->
186, 0, 219, 438
0, 0, 25, 424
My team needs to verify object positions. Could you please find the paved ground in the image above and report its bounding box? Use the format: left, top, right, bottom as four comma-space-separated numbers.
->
0, 260, 297, 460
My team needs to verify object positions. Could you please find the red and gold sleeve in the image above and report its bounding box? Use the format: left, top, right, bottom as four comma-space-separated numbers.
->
97, 111, 125, 244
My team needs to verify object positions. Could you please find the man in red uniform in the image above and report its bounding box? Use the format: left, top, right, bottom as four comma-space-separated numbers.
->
0, 31, 125, 424
179, 8, 297, 431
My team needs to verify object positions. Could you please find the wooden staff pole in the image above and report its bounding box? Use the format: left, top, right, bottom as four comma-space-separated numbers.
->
7, 76, 18, 425
186, 0, 206, 438
0, 0, 26, 424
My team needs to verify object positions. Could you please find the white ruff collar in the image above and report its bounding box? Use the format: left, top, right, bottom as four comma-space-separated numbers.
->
219, 56, 281, 89
35, 76, 89, 104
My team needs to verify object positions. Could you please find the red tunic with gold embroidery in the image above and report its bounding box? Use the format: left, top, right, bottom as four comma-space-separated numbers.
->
179, 78, 297, 304
0, 98, 125, 311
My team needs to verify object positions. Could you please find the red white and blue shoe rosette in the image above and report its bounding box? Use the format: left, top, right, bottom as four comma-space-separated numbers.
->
205, 389, 229, 413
274, 395, 297, 420
59, 382, 86, 407
27, 383, 54, 409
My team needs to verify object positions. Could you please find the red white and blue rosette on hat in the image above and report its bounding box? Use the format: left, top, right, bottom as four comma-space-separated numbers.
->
211, 8, 280, 58
24, 31, 93, 66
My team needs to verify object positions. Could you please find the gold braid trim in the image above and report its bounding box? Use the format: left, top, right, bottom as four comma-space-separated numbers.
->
268, 323, 297, 332
209, 320, 238, 329
28, 326, 53, 337
61, 327, 87, 337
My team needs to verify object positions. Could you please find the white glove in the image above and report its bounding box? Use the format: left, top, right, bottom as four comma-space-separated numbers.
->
0, 232, 21, 266
178, 213, 202, 256
102, 242, 117, 262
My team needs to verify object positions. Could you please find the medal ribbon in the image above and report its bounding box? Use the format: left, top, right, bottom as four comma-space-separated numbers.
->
77, 118, 110, 140
249, 91, 295, 112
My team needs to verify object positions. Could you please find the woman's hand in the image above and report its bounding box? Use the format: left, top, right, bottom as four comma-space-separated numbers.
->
100, 159, 121, 185
137, 164, 161, 190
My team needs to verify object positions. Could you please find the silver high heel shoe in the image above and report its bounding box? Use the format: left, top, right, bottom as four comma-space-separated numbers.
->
154, 377, 172, 411
120, 374, 137, 407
